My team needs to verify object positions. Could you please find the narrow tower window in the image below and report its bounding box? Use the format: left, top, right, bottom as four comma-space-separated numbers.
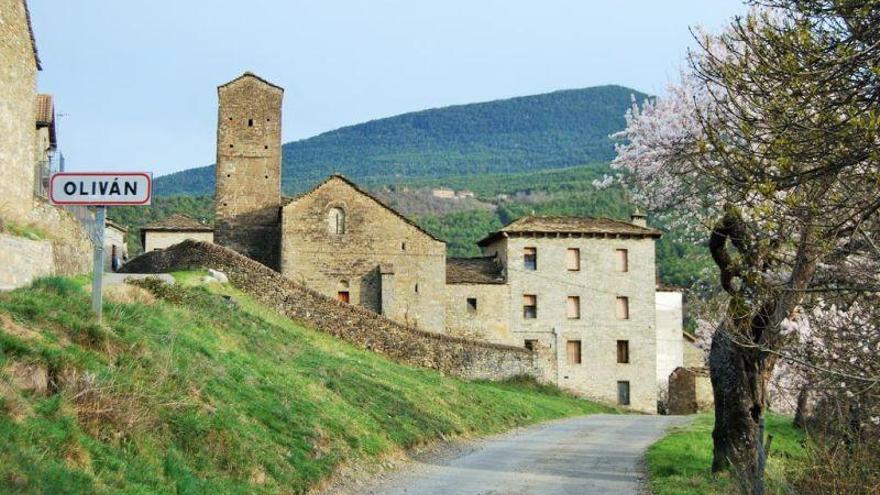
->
248, 119, 254, 127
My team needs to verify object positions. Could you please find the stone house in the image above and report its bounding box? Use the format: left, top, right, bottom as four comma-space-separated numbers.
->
208, 72, 683, 412
470, 216, 663, 412
0, 0, 92, 290
140, 214, 214, 252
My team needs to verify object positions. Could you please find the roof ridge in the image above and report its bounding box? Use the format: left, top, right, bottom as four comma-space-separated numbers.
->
285, 174, 446, 244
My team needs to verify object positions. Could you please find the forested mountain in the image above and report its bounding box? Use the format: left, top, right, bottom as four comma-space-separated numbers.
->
154, 85, 648, 196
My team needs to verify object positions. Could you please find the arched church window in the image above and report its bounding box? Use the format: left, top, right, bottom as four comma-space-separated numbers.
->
328, 207, 346, 235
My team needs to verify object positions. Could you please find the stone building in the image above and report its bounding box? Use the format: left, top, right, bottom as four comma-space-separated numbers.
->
34, 93, 57, 197
0, 0, 93, 290
0, 0, 40, 221
214, 72, 283, 270
140, 214, 214, 252
208, 72, 682, 412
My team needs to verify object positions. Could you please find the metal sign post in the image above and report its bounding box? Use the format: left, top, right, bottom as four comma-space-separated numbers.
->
50, 172, 152, 321
91, 206, 107, 321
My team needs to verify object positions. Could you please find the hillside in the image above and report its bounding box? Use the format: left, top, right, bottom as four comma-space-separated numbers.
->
154, 85, 649, 196
112, 164, 714, 287
0, 275, 609, 494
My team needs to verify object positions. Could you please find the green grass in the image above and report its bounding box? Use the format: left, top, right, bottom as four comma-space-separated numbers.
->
0, 275, 612, 494
647, 414, 807, 495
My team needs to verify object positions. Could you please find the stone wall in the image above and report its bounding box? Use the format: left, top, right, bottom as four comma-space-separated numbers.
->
444, 282, 511, 344
214, 73, 283, 269
0, 0, 38, 222
281, 177, 448, 333
483, 235, 659, 413
25, 200, 92, 276
121, 240, 546, 381
0, 233, 53, 291
144, 230, 214, 252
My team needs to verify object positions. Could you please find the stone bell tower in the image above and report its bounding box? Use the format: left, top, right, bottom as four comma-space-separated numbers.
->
214, 72, 283, 269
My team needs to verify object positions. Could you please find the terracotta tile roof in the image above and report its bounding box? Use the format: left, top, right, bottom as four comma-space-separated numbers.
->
142, 214, 213, 232
477, 215, 661, 246
35, 94, 53, 126
446, 257, 505, 284
285, 174, 445, 243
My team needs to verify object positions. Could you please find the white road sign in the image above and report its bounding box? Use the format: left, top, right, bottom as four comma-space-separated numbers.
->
50, 172, 152, 206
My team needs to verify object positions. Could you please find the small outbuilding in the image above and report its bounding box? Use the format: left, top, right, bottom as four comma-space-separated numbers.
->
140, 214, 213, 252
104, 219, 128, 271
667, 366, 714, 415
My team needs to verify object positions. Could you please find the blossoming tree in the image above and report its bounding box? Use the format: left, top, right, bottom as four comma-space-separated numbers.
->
611, 2, 880, 493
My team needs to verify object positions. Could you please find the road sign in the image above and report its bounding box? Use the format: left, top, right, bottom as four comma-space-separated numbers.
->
48, 172, 153, 321
49, 172, 152, 206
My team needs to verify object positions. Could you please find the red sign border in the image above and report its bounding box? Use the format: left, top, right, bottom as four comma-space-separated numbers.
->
49, 172, 153, 206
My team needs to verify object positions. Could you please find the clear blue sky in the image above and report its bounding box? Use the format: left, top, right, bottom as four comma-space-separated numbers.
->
29, 0, 744, 177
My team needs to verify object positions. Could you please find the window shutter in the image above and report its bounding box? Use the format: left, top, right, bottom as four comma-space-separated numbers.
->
567, 296, 580, 319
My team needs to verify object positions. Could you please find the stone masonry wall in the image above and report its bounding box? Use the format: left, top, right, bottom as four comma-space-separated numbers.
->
121, 240, 547, 381
214, 74, 283, 270
444, 282, 512, 344
0, 233, 53, 291
25, 201, 92, 276
0, 0, 38, 222
281, 177, 447, 333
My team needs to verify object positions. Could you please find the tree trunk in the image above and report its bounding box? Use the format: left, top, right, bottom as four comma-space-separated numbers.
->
709, 321, 768, 495
793, 385, 812, 429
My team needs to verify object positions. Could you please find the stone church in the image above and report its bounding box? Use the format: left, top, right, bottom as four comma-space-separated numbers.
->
212, 72, 683, 412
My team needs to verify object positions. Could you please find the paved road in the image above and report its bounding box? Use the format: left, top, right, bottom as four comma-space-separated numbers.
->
361, 414, 689, 495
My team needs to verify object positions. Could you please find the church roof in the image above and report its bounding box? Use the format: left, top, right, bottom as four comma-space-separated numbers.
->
446, 257, 505, 284
286, 174, 445, 243
477, 215, 661, 246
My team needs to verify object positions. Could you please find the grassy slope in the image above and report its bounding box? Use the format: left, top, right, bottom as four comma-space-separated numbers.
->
647, 414, 807, 495
0, 275, 611, 494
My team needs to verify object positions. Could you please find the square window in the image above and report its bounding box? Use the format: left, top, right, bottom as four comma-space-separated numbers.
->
617, 381, 631, 405
567, 296, 581, 319
523, 294, 537, 319
616, 249, 629, 272
524, 247, 537, 271
524, 339, 538, 351
566, 248, 580, 271
467, 297, 477, 314
566, 340, 582, 365
617, 340, 630, 363
616, 296, 630, 320
337, 291, 350, 303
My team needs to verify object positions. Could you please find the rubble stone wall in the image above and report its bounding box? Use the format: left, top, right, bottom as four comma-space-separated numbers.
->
121, 240, 547, 381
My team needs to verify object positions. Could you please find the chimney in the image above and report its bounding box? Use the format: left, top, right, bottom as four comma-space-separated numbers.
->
630, 208, 647, 227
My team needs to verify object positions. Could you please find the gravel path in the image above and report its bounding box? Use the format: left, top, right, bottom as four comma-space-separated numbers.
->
354, 414, 690, 495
